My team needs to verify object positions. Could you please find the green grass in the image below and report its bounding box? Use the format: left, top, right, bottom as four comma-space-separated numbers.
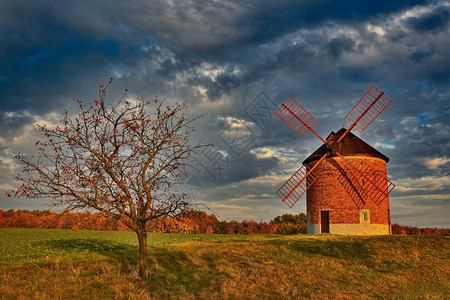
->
0, 228, 449, 299
0, 228, 248, 261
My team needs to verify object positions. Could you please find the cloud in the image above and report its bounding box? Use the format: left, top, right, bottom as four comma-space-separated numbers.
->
0, 111, 34, 140
394, 176, 450, 194
423, 157, 450, 170
201, 173, 293, 221
404, 5, 450, 33
390, 192, 450, 228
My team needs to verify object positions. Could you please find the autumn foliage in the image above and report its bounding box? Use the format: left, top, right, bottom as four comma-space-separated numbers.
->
1, 209, 448, 236
391, 223, 449, 236
0, 209, 309, 234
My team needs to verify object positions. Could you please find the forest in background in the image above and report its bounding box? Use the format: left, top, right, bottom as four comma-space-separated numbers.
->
0, 209, 448, 236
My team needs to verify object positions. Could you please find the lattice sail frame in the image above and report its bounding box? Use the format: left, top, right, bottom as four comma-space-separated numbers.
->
275, 97, 318, 136
344, 85, 392, 133
276, 165, 317, 208
275, 85, 394, 208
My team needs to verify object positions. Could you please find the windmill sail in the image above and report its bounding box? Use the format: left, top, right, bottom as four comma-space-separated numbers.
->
277, 153, 328, 208
276, 165, 317, 208
275, 97, 318, 137
344, 85, 392, 133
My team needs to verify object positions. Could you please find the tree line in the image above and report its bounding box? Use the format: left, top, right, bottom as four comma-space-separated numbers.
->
0, 209, 307, 235
391, 223, 449, 236
1, 209, 448, 235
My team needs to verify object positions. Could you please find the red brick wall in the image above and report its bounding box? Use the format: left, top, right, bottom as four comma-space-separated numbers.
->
306, 156, 391, 225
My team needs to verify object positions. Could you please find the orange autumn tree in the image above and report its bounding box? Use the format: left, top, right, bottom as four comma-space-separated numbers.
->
7, 79, 207, 277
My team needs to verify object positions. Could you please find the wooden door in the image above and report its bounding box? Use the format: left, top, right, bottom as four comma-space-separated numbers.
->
321, 211, 329, 234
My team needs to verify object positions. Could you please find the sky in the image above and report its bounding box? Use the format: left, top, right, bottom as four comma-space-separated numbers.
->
0, 0, 449, 228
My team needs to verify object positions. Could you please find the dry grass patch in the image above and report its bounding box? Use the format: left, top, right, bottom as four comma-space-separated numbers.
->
0, 229, 448, 299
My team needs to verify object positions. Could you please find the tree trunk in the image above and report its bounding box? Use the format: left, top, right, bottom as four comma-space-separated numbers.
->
136, 228, 149, 278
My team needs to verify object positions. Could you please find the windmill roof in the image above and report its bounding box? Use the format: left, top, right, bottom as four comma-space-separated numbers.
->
302, 128, 389, 165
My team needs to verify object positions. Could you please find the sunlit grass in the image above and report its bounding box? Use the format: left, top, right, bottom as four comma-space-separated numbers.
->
0, 229, 449, 299
0, 228, 251, 261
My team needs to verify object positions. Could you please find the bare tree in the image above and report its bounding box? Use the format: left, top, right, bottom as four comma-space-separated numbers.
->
7, 79, 208, 277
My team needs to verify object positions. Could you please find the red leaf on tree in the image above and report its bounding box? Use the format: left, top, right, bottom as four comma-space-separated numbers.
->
94, 100, 98, 106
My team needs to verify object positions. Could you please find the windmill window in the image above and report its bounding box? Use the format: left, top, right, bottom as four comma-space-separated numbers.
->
360, 209, 370, 223
362, 212, 368, 221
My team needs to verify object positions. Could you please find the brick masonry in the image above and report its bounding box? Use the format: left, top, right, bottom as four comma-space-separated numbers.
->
306, 156, 391, 226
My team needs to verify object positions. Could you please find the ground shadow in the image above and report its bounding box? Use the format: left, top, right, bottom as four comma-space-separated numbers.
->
36, 238, 134, 253
145, 246, 226, 297
34, 237, 224, 296
268, 236, 375, 262
33, 238, 138, 265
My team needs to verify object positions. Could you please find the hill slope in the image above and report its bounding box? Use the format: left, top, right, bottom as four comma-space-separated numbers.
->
0, 229, 449, 299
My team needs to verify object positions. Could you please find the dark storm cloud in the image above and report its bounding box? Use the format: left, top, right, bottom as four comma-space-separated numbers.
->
0, 0, 437, 116
116, 0, 429, 53
0, 112, 34, 139
379, 7, 450, 83
196, 151, 280, 187
405, 5, 450, 32
327, 37, 356, 59
0, 1, 121, 116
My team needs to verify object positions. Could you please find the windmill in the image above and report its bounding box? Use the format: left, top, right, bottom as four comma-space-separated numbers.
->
275, 85, 395, 235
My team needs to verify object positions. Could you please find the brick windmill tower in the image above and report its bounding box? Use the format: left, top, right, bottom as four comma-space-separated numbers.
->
275, 86, 395, 235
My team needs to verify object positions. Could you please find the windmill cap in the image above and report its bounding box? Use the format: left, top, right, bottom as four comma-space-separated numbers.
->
302, 128, 390, 165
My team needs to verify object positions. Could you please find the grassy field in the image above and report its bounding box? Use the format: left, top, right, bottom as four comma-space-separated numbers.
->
0, 228, 449, 299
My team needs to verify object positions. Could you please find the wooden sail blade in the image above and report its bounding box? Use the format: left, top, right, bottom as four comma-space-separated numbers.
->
344, 85, 392, 134
386, 180, 395, 198
275, 97, 326, 142
276, 153, 328, 208
276, 165, 317, 208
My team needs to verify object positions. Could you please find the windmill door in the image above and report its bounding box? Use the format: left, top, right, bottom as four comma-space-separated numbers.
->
321, 211, 330, 234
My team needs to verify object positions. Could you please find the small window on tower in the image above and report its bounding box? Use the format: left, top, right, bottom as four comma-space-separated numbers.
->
360, 209, 370, 223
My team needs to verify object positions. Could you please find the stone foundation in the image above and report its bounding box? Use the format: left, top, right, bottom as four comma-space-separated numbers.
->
307, 223, 391, 235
